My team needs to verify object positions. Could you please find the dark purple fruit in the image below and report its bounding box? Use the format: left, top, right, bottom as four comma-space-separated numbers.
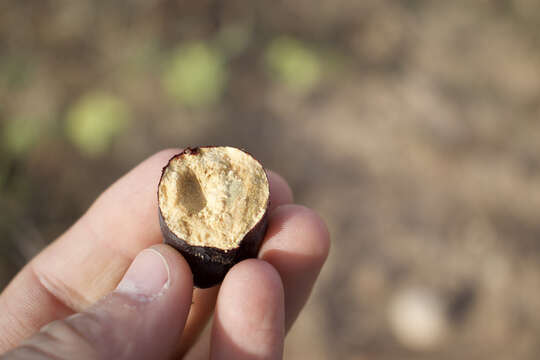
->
158, 146, 270, 288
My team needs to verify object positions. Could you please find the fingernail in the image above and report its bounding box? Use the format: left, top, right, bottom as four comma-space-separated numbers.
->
116, 248, 170, 299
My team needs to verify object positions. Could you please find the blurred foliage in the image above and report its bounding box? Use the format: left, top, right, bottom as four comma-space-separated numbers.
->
65, 92, 130, 157
0, 161, 6, 189
265, 37, 322, 92
162, 42, 228, 108
3, 118, 43, 156
0, 56, 31, 92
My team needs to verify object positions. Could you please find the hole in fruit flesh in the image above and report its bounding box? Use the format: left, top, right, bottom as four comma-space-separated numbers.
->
176, 169, 206, 215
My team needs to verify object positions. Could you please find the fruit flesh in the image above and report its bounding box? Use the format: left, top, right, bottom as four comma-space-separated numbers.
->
158, 147, 269, 251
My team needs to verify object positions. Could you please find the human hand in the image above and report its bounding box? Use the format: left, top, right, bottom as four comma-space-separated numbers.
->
0, 149, 330, 360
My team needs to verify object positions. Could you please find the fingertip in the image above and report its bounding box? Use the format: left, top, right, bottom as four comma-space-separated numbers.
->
262, 204, 331, 264
11, 245, 196, 360
139, 148, 183, 182
149, 244, 194, 291
220, 259, 284, 315
225, 259, 284, 300
266, 170, 294, 210
98, 148, 182, 201
258, 205, 330, 331
212, 259, 285, 359
151, 148, 184, 165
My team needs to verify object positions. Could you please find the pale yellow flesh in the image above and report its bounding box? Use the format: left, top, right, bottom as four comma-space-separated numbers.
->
158, 147, 269, 250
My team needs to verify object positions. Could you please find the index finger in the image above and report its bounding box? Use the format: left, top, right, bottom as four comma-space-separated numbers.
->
0, 148, 292, 353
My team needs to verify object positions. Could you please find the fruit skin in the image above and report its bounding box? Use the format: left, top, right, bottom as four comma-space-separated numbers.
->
157, 147, 270, 288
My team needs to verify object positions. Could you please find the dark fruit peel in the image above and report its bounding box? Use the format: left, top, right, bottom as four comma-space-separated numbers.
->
158, 146, 270, 288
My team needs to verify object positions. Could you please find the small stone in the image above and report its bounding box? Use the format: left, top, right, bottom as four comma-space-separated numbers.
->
388, 287, 448, 351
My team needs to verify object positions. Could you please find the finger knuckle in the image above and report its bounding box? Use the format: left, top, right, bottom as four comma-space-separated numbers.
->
38, 318, 99, 357
5, 343, 64, 360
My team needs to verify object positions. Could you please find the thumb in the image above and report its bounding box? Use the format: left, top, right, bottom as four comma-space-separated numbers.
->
2, 245, 193, 360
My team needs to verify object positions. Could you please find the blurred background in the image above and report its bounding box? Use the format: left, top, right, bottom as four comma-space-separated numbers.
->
2, 0, 540, 358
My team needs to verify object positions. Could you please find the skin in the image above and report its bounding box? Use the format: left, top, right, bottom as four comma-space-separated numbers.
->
0, 149, 330, 360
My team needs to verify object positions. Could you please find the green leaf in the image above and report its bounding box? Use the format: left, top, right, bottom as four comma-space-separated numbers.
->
162, 42, 227, 107
3, 117, 42, 155
265, 37, 322, 92
65, 92, 130, 157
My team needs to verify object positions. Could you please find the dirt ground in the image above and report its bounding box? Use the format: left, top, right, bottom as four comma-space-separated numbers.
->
2, 1, 540, 359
